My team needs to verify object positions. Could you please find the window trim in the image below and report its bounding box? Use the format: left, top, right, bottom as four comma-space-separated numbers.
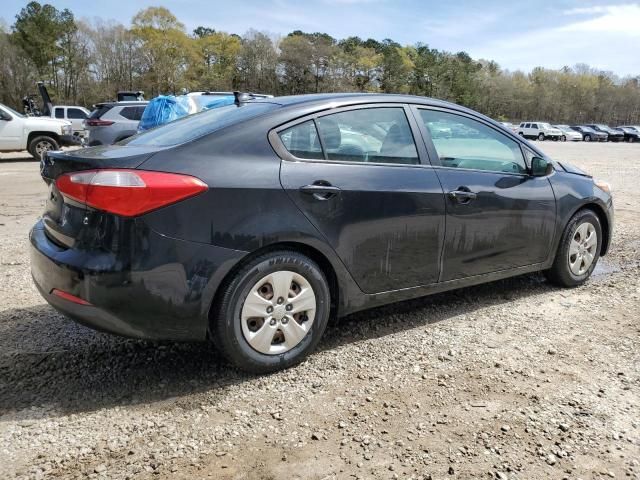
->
268, 103, 433, 168
410, 105, 531, 177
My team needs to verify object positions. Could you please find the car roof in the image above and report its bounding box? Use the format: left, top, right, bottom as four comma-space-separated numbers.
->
95, 101, 149, 107
252, 93, 507, 123
54, 105, 90, 109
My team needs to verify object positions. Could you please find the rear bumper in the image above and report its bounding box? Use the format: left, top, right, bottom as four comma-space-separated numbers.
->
30, 220, 248, 341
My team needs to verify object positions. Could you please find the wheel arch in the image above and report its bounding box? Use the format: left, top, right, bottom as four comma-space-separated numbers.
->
207, 241, 342, 328
27, 131, 60, 145
573, 202, 611, 256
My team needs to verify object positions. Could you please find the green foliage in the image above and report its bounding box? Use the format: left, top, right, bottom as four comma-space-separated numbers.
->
1, 2, 640, 125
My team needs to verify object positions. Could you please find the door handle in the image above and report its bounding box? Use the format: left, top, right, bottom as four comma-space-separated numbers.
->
448, 188, 477, 204
300, 183, 341, 201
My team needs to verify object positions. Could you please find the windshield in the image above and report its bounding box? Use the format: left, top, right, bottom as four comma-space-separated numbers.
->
122, 102, 279, 147
0, 104, 25, 118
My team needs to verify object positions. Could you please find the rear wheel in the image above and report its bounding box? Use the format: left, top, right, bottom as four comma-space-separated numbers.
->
211, 251, 330, 373
545, 209, 602, 287
560, 135, 566, 142
628, 136, 635, 143
27, 135, 59, 160
537, 133, 545, 141
584, 134, 592, 142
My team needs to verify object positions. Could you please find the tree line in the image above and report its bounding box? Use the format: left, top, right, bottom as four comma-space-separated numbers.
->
2, 2, 640, 125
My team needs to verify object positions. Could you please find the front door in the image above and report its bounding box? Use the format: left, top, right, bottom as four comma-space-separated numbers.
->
414, 107, 556, 282
276, 105, 446, 294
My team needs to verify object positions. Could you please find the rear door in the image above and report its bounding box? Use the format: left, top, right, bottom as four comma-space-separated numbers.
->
276, 104, 446, 294
412, 107, 556, 281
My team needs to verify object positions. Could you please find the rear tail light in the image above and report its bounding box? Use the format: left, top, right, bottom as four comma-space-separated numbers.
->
56, 169, 207, 217
85, 119, 115, 127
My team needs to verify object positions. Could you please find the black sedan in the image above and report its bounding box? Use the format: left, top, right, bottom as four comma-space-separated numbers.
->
615, 126, 640, 143
31, 93, 614, 373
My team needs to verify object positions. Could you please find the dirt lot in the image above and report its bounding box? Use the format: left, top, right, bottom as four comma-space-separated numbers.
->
0, 143, 638, 480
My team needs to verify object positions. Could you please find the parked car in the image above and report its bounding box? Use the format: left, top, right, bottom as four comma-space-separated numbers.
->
0, 102, 79, 159
31, 93, 613, 373
570, 125, 607, 142
51, 105, 90, 138
553, 125, 582, 141
617, 125, 640, 134
585, 124, 624, 142
84, 101, 148, 146
614, 127, 640, 143
517, 122, 563, 141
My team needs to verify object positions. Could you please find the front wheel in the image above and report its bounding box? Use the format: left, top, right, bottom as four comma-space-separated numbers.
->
584, 134, 592, 142
545, 209, 602, 287
538, 133, 545, 141
27, 135, 59, 160
628, 136, 635, 143
560, 135, 566, 142
211, 251, 331, 373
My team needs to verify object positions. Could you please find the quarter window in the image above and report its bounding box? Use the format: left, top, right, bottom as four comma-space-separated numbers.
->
316, 108, 419, 164
418, 109, 527, 174
278, 120, 323, 159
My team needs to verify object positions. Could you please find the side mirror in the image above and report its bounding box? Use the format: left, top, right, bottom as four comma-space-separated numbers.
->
531, 156, 553, 177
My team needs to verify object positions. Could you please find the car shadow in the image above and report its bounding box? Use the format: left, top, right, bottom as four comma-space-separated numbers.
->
0, 273, 554, 420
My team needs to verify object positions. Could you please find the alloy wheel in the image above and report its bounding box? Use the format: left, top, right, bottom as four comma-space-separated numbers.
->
240, 270, 316, 355
568, 222, 598, 276
35, 140, 54, 159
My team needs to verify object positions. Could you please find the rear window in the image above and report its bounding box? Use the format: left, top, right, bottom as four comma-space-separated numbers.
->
120, 106, 146, 121
122, 102, 279, 147
68, 108, 87, 119
89, 105, 112, 119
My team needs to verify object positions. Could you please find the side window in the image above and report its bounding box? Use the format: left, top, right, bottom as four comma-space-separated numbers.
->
54, 108, 64, 119
278, 120, 323, 159
120, 106, 145, 121
315, 107, 419, 164
524, 123, 530, 128
418, 109, 527, 174
68, 108, 87, 119
531, 123, 538, 129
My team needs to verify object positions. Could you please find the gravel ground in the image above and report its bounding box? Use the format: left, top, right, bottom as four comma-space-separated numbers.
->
0, 142, 638, 479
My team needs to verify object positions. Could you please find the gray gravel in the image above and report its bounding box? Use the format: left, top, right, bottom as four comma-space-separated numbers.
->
1, 142, 639, 479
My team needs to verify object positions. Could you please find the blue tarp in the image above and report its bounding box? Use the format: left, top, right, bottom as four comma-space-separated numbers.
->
138, 95, 190, 132
138, 94, 237, 131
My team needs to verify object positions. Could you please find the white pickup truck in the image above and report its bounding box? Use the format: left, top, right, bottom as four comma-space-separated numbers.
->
0, 102, 80, 159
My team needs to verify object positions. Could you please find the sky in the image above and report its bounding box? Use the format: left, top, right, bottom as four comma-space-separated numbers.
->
2, 0, 639, 76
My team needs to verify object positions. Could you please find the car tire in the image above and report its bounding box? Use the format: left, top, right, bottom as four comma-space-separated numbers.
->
537, 133, 545, 141
211, 250, 331, 373
628, 137, 635, 143
560, 135, 566, 142
584, 134, 591, 142
27, 135, 59, 160
518, 132, 524, 137
544, 209, 602, 288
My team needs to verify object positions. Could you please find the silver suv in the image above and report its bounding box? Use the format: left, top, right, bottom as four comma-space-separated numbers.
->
85, 101, 148, 146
